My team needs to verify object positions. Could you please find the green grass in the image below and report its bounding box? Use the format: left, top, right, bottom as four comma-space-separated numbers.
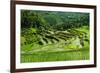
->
21, 48, 89, 63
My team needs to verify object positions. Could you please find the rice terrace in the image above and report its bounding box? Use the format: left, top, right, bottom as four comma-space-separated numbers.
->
21, 10, 90, 63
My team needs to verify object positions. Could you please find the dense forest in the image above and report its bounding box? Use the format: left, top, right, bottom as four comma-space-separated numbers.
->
21, 10, 90, 62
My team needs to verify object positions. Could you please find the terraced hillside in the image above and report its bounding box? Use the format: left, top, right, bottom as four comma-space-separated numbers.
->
21, 10, 90, 63
21, 26, 90, 62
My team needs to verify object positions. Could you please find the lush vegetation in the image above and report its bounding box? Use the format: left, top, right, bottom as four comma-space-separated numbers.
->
21, 10, 90, 63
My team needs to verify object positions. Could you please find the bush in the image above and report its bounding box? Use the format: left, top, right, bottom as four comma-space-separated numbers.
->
21, 36, 26, 45
21, 28, 39, 44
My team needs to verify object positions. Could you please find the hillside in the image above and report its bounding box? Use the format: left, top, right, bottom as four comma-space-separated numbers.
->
21, 10, 90, 62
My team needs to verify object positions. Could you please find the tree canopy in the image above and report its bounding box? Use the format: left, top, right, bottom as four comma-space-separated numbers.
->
21, 10, 89, 31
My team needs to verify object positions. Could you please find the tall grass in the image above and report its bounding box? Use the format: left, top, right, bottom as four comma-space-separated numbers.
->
21, 48, 89, 63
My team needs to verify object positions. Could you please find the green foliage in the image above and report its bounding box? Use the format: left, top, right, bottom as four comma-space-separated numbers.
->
21, 49, 89, 62
21, 10, 47, 31
20, 10, 90, 62
21, 10, 89, 31
21, 36, 26, 45
21, 28, 40, 45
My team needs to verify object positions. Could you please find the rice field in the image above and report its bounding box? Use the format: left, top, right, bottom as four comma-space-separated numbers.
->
21, 48, 89, 63
21, 26, 90, 63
